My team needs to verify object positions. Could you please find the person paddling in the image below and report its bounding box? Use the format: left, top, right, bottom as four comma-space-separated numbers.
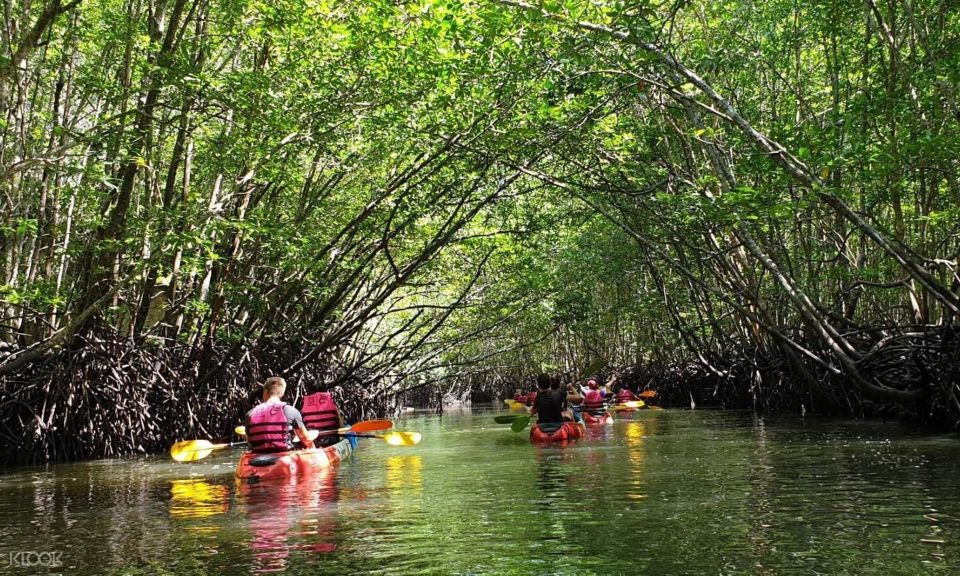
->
525, 385, 538, 407
245, 376, 315, 453
530, 373, 582, 425
616, 381, 638, 404
581, 378, 606, 417
300, 389, 343, 448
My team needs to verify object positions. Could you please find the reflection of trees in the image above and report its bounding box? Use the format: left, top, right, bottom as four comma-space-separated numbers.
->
237, 465, 341, 574
533, 450, 582, 544
745, 418, 775, 575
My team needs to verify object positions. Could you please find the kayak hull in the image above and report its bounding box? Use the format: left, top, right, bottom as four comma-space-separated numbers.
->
235, 437, 354, 483
582, 411, 614, 425
530, 421, 586, 443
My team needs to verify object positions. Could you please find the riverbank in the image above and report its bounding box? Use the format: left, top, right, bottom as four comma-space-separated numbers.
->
4, 326, 959, 465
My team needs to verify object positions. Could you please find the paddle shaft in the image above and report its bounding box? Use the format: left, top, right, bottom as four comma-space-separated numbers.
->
204, 440, 246, 451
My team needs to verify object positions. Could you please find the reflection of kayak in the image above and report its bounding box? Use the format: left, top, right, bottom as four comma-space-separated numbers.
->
530, 421, 586, 443
235, 437, 355, 483
238, 460, 342, 571
582, 411, 614, 425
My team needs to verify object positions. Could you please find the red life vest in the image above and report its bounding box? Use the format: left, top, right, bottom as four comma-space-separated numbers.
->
514, 392, 526, 403
301, 392, 339, 432
617, 389, 637, 404
583, 389, 605, 411
526, 391, 537, 406
247, 402, 292, 453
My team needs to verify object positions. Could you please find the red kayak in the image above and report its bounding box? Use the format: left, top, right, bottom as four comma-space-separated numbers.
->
235, 437, 354, 483
530, 421, 586, 443
582, 410, 614, 425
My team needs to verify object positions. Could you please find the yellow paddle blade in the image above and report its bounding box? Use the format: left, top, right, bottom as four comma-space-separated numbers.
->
170, 440, 221, 462
235, 425, 245, 435
382, 431, 421, 446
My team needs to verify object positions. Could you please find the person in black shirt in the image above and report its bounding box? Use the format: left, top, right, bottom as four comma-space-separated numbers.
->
530, 373, 582, 424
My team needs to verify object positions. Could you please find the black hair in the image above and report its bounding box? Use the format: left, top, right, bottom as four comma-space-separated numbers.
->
536, 373, 554, 390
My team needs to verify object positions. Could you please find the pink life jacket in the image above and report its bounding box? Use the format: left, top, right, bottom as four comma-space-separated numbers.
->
301, 392, 339, 432
583, 389, 605, 411
246, 402, 291, 453
617, 389, 637, 404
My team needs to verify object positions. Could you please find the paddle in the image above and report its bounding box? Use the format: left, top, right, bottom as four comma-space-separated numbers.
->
170, 439, 247, 462
504, 399, 526, 410
345, 431, 422, 446
234, 419, 393, 437
638, 390, 657, 399
493, 412, 536, 430
170, 429, 323, 462
494, 414, 524, 424
510, 414, 532, 433
609, 400, 645, 411
581, 357, 606, 378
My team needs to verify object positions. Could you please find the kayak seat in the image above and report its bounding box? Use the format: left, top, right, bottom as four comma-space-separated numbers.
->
538, 422, 563, 434
249, 455, 281, 467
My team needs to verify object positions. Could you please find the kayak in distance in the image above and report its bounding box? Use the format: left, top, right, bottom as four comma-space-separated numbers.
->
582, 411, 614, 425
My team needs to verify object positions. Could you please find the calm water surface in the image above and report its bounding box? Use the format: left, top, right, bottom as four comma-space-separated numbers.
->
1, 408, 958, 575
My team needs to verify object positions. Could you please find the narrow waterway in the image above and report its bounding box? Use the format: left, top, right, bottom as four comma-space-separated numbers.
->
1, 408, 958, 575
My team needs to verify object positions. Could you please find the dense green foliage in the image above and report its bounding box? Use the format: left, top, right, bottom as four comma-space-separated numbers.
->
1, 0, 959, 460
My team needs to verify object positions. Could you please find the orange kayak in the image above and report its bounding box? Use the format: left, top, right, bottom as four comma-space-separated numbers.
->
582, 411, 614, 425
235, 437, 355, 483
530, 421, 586, 443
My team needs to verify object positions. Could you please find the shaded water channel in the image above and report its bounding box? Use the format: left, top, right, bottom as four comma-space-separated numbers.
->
1, 408, 958, 575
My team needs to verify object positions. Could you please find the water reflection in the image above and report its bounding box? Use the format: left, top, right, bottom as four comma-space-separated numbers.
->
624, 420, 647, 499
385, 455, 423, 492
746, 417, 775, 573
237, 465, 341, 573
534, 455, 573, 509
169, 479, 229, 520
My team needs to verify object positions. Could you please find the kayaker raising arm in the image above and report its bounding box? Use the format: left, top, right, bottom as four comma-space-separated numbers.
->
245, 376, 315, 453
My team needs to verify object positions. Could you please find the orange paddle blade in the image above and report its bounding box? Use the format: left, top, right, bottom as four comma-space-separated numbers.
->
638, 390, 657, 398
349, 420, 393, 433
